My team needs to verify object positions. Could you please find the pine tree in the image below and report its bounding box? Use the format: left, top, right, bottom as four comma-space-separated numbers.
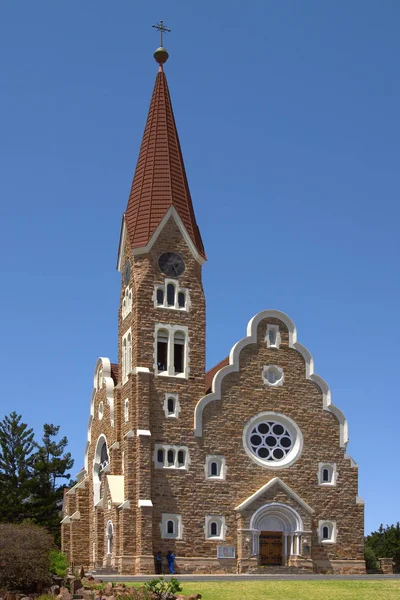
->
0, 412, 35, 522
30, 424, 74, 545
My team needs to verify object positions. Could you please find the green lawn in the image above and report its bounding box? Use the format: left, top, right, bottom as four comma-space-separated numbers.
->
160, 580, 400, 600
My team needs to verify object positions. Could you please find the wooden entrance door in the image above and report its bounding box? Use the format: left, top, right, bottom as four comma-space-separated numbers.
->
259, 531, 283, 566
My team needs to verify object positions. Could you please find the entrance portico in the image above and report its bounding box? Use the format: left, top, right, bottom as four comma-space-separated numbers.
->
235, 477, 314, 571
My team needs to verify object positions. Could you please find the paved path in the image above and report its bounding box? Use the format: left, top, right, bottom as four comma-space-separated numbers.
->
99, 573, 400, 582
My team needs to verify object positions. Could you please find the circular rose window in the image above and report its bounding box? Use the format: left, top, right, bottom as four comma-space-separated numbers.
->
243, 412, 303, 469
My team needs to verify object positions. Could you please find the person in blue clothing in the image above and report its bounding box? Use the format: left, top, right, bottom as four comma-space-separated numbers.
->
166, 550, 175, 574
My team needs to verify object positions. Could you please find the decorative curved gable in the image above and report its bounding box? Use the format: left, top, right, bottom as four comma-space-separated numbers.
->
84, 356, 115, 472
194, 309, 348, 447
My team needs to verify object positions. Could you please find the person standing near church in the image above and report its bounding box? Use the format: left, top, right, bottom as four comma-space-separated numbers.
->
167, 550, 175, 574
155, 551, 163, 574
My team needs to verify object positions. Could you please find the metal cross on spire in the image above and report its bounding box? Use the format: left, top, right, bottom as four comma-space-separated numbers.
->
152, 20, 171, 47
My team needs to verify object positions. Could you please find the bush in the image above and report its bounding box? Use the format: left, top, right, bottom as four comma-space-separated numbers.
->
49, 550, 69, 578
0, 522, 53, 592
364, 546, 379, 571
144, 577, 182, 600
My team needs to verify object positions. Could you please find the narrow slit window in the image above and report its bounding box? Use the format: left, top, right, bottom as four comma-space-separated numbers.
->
157, 449, 165, 464
157, 330, 169, 372
210, 462, 218, 477
167, 397, 175, 414
178, 291, 185, 308
177, 450, 185, 466
210, 522, 218, 537
167, 520, 174, 535
322, 468, 330, 482
174, 331, 185, 374
167, 449, 175, 466
167, 283, 175, 307
156, 288, 164, 305
322, 526, 329, 540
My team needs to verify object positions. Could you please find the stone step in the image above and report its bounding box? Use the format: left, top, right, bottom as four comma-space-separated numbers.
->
249, 566, 312, 575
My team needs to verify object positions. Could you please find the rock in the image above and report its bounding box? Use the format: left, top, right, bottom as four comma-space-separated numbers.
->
51, 586, 61, 596
103, 584, 113, 597
59, 586, 73, 600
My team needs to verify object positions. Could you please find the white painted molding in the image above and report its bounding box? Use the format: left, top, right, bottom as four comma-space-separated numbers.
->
234, 477, 314, 514
118, 500, 131, 510
75, 468, 87, 481
116, 216, 127, 272
60, 515, 71, 525
356, 495, 365, 505
94, 498, 104, 510
130, 206, 206, 265
137, 429, 151, 437
85, 357, 115, 472
124, 430, 135, 439
138, 499, 153, 508
70, 511, 81, 521
110, 442, 120, 450
344, 453, 359, 468
194, 309, 349, 448
132, 366, 151, 375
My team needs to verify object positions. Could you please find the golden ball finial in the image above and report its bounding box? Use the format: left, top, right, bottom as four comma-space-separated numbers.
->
154, 46, 169, 65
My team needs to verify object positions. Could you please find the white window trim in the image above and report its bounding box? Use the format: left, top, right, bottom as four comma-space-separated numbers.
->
98, 401, 104, 420
154, 323, 189, 379
266, 324, 281, 349
160, 513, 183, 539
163, 393, 181, 418
124, 399, 129, 423
122, 328, 132, 384
262, 365, 284, 387
205, 515, 226, 541
154, 444, 190, 470
121, 287, 133, 320
318, 520, 337, 544
154, 279, 190, 312
205, 455, 226, 480
318, 462, 337, 486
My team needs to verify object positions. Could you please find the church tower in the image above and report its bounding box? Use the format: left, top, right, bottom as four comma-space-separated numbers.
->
113, 43, 207, 572
62, 34, 365, 576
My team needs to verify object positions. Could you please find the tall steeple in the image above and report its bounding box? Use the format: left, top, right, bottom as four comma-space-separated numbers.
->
123, 41, 206, 261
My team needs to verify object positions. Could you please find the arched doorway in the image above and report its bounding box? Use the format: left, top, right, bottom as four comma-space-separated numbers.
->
250, 502, 303, 566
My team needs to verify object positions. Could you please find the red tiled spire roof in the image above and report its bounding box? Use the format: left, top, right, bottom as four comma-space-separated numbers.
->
205, 357, 229, 393
124, 61, 206, 259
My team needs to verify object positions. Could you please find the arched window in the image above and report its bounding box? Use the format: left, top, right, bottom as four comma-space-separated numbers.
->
167, 283, 175, 307
178, 291, 185, 308
319, 463, 336, 485
100, 442, 109, 467
177, 450, 185, 467
157, 449, 165, 464
167, 396, 175, 414
106, 521, 113, 555
319, 520, 336, 543
98, 401, 104, 420
167, 520, 174, 535
322, 526, 329, 539
93, 436, 109, 505
174, 331, 185, 374
157, 329, 169, 372
156, 288, 164, 305
128, 289, 132, 311
127, 333, 132, 375
122, 338, 127, 380
124, 399, 129, 423
210, 522, 218, 537
205, 456, 226, 480
167, 449, 175, 466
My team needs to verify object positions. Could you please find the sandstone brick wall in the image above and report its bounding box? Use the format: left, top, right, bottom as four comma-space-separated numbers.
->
62, 218, 365, 575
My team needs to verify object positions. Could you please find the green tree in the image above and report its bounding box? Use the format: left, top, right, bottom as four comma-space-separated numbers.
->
30, 424, 74, 545
365, 523, 400, 573
0, 412, 35, 522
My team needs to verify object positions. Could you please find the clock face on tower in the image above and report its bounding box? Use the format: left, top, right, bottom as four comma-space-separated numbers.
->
158, 252, 185, 277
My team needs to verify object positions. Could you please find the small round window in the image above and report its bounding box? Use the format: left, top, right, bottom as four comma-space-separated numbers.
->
243, 412, 303, 469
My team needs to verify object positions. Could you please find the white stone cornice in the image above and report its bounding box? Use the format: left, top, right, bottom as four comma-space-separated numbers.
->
234, 477, 314, 514
138, 499, 153, 508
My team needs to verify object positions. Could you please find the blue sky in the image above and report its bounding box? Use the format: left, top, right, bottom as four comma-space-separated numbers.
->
1, 2, 399, 535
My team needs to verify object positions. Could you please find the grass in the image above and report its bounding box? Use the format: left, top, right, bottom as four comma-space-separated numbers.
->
127, 580, 400, 600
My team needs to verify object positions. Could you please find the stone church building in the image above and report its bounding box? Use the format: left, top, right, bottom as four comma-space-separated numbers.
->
61, 44, 365, 574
